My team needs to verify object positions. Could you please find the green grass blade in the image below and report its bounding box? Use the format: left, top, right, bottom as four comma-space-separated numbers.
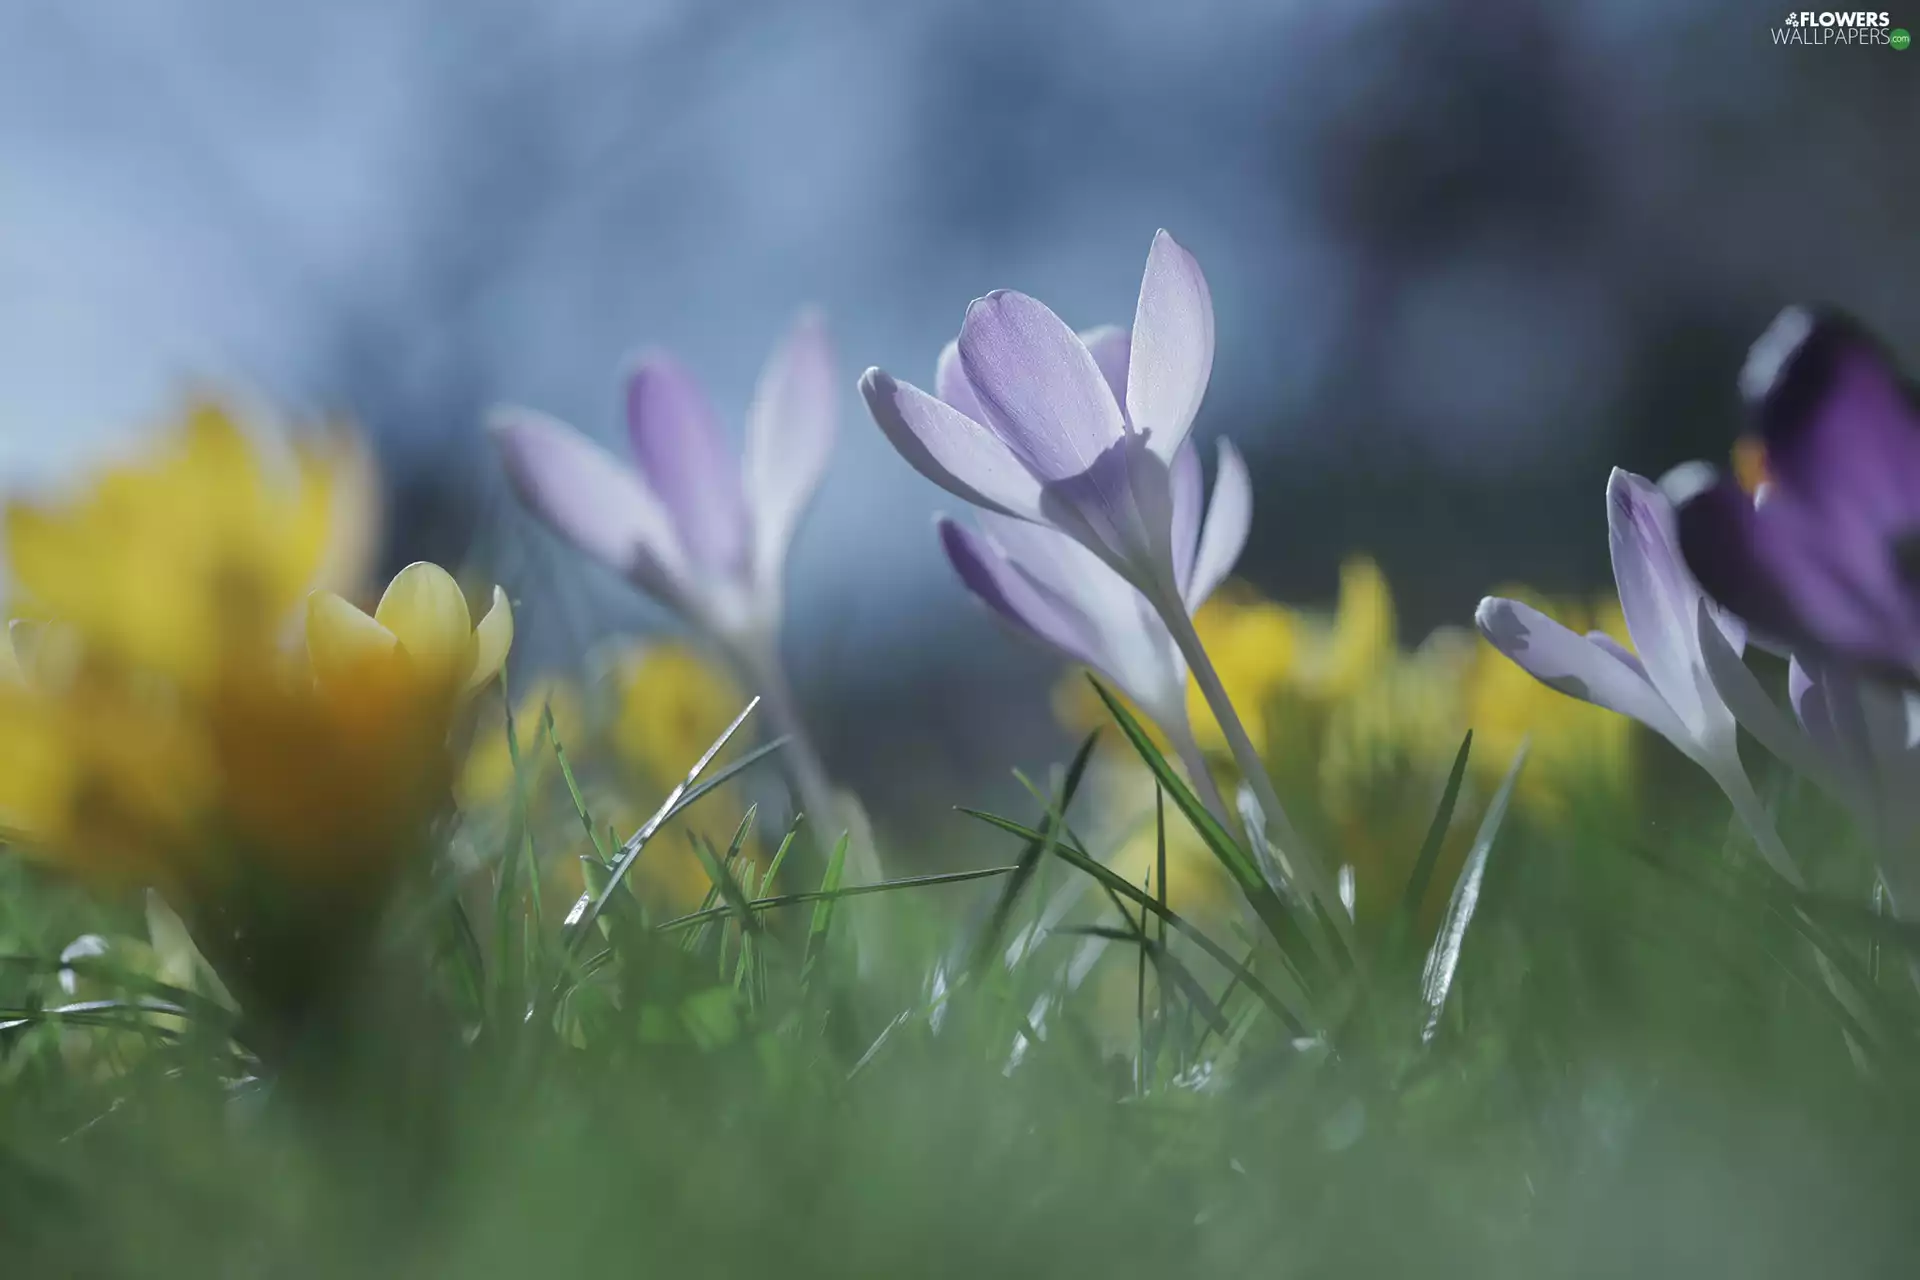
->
1417, 741, 1524, 1045
801, 832, 851, 988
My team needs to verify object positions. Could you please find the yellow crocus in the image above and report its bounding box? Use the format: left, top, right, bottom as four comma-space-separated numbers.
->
306, 562, 512, 703
4, 400, 372, 690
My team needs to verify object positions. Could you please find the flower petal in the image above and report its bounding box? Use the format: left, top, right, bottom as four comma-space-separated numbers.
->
1675, 479, 1809, 650
375, 562, 474, 685
1697, 601, 1836, 792
465, 585, 514, 694
1079, 325, 1131, 407
626, 354, 750, 575
306, 590, 399, 689
490, 406, 687, 596
861, 370, 1043, 519
1607, 469, 1725, 738
934, 339, 985, 422
743, 311, 837, 596
938, 516, 1102, 671
1169, 440, 1202, 600
1187, 438, 1252, 612
1476, 596, 1692, 749
956, 289, 1127, 482
1126, 230, 1214, 463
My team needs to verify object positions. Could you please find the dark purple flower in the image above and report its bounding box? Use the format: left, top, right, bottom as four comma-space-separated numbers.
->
1677, 307, 1920, 675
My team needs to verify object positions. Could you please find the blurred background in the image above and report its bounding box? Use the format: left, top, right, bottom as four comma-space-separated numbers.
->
2, 0, 1915, 844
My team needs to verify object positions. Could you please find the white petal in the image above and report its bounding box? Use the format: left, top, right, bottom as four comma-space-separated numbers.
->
1127, 230, 1215, 463
1186, 438, 1252, 612
861, 369, 1043, 520
1476, 596, 1694, 751
744, 310, 838, 597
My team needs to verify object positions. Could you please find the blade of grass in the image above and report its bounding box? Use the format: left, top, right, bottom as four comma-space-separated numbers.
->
969, 731, 1100, 977
801, 832, 851, 989
1086, 677, 1328, 980
562, 697, 764, 943
1372, 731, 1473, 974
1418, 741, 1524, 1044
960, 808, 1308, 1034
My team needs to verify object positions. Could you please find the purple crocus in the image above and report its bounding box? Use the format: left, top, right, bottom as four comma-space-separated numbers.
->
489, 313, 874, 883
1678, 308, 1920, 678
861, 232, 1336, 918
1477, 467, 1800, 882
939, 433, 1251, 818
490, 311, 835, 654
861, 230, 1211, 610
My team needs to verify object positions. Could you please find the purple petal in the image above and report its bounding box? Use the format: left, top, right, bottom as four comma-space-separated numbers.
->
1745, 309, 1920, 534
862, 369, 1042, 520
1126, 230, 1215, 464
1476, 596, 1691, 748
743, 311, 837, 593
1607, 469, 1721, 733
1187, 438, 1252, 611
1587, 632, 1650, 683
489, 406, 684, 597
1725, 309, 1920, 665
934, 339, 985, 422
956, 289, 1127, 483
973, 511, 1186, 723
1169, 440, 1202, 600
938, 516, 1102, 671
1079, 325, 1131, 407
626, 354, 749, 575
1677, 480, 1810, 649
1035, 432, 1178, 595
1697, 602, 1835, 791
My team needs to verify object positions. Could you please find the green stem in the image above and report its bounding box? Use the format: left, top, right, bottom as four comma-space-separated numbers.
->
1161, 600, 1342, 923
1166, 715, 1232, 832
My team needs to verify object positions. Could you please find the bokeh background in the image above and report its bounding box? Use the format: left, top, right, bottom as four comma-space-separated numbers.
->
3, 0, 1915, 845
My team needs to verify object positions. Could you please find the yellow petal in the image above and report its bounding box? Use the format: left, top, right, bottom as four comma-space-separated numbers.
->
464, 585, 514, 694
0, 625, 22, 688
307, 590, 399, 688
374, 562, 474, 685
1323, 555, 1396, 698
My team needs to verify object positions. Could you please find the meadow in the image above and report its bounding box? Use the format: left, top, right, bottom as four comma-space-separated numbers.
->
1, 239, 1918, 1277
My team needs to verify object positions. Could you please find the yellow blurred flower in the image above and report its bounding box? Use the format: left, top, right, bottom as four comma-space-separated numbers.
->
0, 401, 502, 905
4, 399, 373, 691
457, 676, 586, 811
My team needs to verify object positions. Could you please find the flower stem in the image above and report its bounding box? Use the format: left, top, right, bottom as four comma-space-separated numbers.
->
1160, 600, 1342, 923
1166, 715, 1233, 832
1712, 759, 1804, 888
734, 638, 880, 887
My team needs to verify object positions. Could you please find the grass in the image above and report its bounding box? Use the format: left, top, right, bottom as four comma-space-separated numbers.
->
2, 686, 1920, 1278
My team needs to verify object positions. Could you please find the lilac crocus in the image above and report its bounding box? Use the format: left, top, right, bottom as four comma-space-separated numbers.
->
939, 433, 1251, 820
1477, 467, 1801, 882
491, 311, 835, 654
862, 231, 1332, 911
1678, 308, 1920, 678
489, 313, 869, 880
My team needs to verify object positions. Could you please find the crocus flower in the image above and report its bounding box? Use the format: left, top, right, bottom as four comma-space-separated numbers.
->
939, 434, 1250, 815
306, 561, 513, 703
489, 315, 875, 886
862, 232, 1211, 609
1678, 307, 1920, 677
864, 231, 1332, 913
1477, 467, 1801, 882
490, 312, 835, 655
